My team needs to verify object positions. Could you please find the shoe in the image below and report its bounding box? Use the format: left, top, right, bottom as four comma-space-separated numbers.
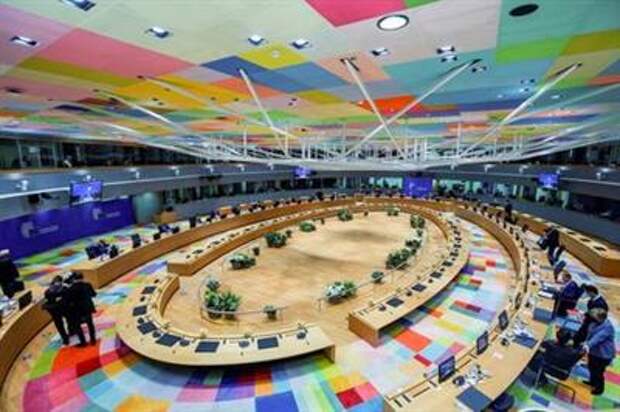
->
591, 388, 604, 395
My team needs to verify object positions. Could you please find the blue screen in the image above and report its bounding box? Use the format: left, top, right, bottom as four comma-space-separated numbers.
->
403, 177, 433, 197
70, 181, 103, 204
438, 356, 456, 382
294, 167, 312, 179
538, 173, 559, 189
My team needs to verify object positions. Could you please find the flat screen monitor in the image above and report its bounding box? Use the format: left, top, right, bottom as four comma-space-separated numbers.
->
538, 173, 559, 189
476, 331, 489, 355
499, 310, 509, 331
131, 234, 141, 249
403, 177, 433, 198
69, 181, 103, 204
438, 355, 456, 383
189, 216, 197, 228
294, 166, 312, 179
85, 245, 100, 260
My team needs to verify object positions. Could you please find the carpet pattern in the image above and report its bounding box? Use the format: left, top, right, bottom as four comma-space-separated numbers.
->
15, 219, 544, 411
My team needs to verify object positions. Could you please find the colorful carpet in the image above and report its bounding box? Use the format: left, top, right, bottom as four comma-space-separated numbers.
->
16, 220, 529, 411
507, 239, 620, 411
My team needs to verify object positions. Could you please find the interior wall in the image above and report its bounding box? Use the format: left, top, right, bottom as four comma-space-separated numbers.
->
131, 191, 162, 224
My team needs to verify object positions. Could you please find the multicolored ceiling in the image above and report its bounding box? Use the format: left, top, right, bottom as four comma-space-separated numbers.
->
0, 0, 619, 168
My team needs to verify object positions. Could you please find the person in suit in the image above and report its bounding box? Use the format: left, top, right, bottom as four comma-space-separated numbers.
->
546, 227, 560, 257
66, 272, 97, 346
554, 272, 583, 318
584, 309, 616, 395
574, 284, 609, 347
42, 276, 70, 345
532, 328, 583, 385
504, 201, 513, 223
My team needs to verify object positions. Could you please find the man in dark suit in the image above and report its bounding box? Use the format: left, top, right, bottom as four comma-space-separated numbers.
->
554, 272, 583, 318
532, 328, 583, 385
42, 276, 70, 345
66, 272, 97, 346
574, 284, 609, 347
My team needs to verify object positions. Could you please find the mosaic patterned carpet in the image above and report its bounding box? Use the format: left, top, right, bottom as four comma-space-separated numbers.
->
15, 218, 618, 411
507, 240, 620, 411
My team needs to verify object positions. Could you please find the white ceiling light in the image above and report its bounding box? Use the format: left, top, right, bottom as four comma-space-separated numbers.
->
248, 34, 265, 46
551, 94, 561, 100
10, 35, 38, 48
440, 54, 458, 63
371, 47, 390, 57
291, 38, 311, 49
471, 65, 488, 73
377, 14, 409, 31
146, 26, 171, 39
436, 45, 455, 54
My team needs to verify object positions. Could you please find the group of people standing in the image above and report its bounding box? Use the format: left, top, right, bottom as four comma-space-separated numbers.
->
42, 272, 97, 347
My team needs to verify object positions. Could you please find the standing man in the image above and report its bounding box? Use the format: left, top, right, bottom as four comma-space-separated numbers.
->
504, 201, 513, 224
584, 309, 615, 395
66, 272, 97, 346
553, 272, 583, 318
574, 284, 609, 347
42, 276, 70, 346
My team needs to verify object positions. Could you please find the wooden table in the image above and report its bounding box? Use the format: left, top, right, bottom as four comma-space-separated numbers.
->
115, 274, 336, 366
348, 209, 470, 346
154, 211, 178, 224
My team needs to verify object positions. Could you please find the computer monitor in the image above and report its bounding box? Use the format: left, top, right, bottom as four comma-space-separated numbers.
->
476, 331, 489, 355
499, 310, 509, 331
171, 226, 180, 234
18, 290, 32, 310
438, 355, 456, 383
131, 234, 141, 249
189, 216, 197, 228
108, 245, 119, 259
153, 232, 161, 241
85, 245, 99, 260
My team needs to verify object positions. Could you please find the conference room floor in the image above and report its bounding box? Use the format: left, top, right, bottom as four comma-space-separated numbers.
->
2, 217, 619, 411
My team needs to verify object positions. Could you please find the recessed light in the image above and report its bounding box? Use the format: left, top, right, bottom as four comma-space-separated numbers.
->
520, 78, 536, 85
291, 38, 311, 49
377, 14, 409, 31
59, 0, 96, 11
440, 54, 458, 63
551, 94, 561, 100
371, 47, 389, 57
146, 26, 171, 39
248, 34, 265, 46
436, 45, 456, 55
471, 65, 488, 73
497, 94, 504, 99
520, 87, 531, 93
10, 35, 38, 48
509, 3, 539, 17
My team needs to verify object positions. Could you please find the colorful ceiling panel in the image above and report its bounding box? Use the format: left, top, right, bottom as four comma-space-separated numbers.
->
0, 0, 617, 166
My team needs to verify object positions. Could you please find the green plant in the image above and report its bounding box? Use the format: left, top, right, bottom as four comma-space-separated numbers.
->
387, 206, 400, 217
263, 304, 278, 320
405, 238, 421, 250
416, 228, 424, 237
410, 215, 426, 229
325, 280, 357, 303
337, 208, 353, 222
299, 221, 316, 232
265, 231, 287, 248
230, 253, 256, 270
205, 290, 242, 319
371, 271, 385, 284
386, 248, 412, 269
206, 276, 220, 292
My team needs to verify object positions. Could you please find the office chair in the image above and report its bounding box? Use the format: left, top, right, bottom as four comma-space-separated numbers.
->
533, 361, 577, 404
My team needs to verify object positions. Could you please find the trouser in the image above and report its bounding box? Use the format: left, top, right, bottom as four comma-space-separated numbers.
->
70, 312, 96, 345
50, 313, 69, 345
588, 354, 612, 393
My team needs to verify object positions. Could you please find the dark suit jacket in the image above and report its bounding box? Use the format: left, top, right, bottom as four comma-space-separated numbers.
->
68, 281, 97, 315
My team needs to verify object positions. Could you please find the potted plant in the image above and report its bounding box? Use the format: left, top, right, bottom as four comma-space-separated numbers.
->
265, 232, 287, 247
205, 290, 222, 319
299, 221, 316, 232
371, 271, 385, 284
325, 280, 357, 303
337, 208, 353, 222
416, 228, 424, 238
263, 304, 278, 320
230, 253, 256, 270
405, 238, 421, 249
387, 206, 400, 217
206, 276, 220, 292
386, 248, 412, 269
222, 291, 241, 320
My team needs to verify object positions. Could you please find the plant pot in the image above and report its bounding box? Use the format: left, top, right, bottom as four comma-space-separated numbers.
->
266, 311, 277, 320
207, 310, 222, 319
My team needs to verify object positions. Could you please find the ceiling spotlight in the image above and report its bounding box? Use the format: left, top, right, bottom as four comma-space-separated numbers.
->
291, 38, 311, 49
520, 78, 536, 85
471, 65, 488, 73
377, 14, 409, 31
59, 0, 96, 11
371, 47, 390, 57
497, 93, 504, 99
146, 26, 171, 39
440, 54, 458, 63
436, 45, 456, 55
248, 34, 265, 46
10, 35, 38, 48
551, 94, 561, 100
519, 87, 531, 93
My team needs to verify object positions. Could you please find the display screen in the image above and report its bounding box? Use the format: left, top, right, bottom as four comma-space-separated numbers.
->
403, 177, 433, 198
438, 355, 456, 382
476, 331, 489, 355
538, 173, 559, 189
70, 181, 103, 204
499, 310, 509, 330
294, 166, 312, 179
